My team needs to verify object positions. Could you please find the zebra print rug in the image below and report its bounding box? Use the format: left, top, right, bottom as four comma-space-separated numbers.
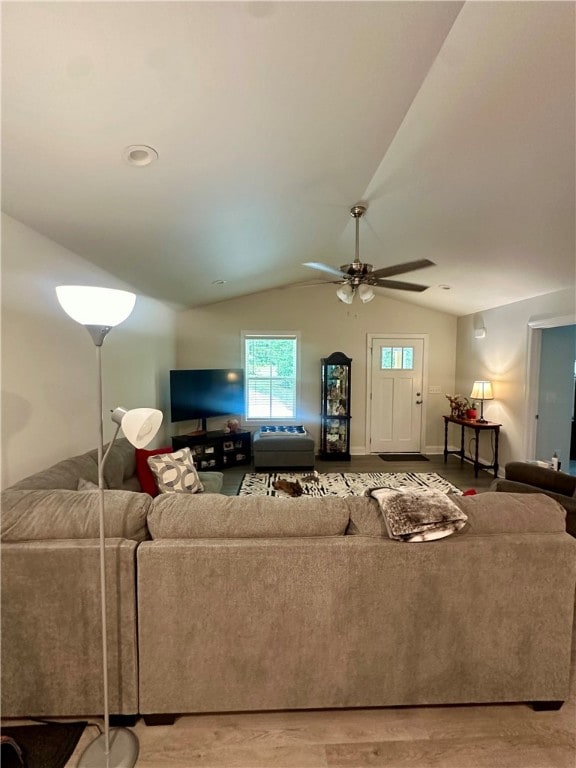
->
238, 471, 462, 497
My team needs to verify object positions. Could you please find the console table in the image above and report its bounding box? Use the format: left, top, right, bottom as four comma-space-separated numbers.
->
443, 416, 501, 478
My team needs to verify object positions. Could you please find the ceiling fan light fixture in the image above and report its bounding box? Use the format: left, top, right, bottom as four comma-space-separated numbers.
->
336, 284, 354, 304
358, 284, 375, 303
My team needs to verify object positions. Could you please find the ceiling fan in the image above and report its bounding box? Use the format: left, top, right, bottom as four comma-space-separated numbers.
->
303, 204, 435, 304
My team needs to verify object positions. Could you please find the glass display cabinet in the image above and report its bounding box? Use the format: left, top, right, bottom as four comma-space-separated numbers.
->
320, 351, 352, 460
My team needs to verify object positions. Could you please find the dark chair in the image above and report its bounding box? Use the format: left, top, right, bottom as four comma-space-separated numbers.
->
492, 462, 576, 537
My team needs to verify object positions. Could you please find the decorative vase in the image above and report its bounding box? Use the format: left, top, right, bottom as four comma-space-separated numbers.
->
466, 408, 477, 420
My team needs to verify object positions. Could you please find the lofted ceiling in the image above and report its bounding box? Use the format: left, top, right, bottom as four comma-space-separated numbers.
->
2, 1, 574, 316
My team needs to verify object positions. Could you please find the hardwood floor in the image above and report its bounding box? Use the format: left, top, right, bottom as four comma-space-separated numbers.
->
64, 675, 576, 768
221, 452, 497, 496
10, 455, 576, 767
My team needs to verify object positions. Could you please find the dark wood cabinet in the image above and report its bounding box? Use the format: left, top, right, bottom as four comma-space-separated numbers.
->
172, 430, 251, 471
320, 352, 352, 460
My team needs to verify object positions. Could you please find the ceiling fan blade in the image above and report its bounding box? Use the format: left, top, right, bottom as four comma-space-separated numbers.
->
370, 259, 435, 279
368, 278, 430, 292
287, 279, 342, 289
303, 262, 348, 279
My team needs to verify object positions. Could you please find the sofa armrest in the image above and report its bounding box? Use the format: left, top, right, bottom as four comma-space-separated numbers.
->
504, 462, 576, 497
1, 539, 139, 717
0, 489, 152, 542
492, 479, 576, 537
197, 471, 224, 494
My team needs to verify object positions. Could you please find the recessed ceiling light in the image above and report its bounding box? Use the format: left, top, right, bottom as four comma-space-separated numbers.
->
438, 284, 451, 290
122, 145, 158, 167
212, 280, 227, 286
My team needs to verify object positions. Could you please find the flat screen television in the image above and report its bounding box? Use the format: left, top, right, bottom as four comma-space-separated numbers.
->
170, 368, 244, 427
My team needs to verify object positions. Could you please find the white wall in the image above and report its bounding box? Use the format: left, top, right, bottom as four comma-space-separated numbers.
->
1, 214, 177, 488
455, 289, 576, 471
175, 285, 458, 454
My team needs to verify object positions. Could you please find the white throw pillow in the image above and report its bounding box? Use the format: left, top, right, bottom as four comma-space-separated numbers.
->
147, 447, 204, 495
77, 477, 100, 491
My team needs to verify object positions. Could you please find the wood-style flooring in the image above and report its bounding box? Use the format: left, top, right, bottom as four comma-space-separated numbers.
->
220, 453, 497, 496
7, 455, 576, 767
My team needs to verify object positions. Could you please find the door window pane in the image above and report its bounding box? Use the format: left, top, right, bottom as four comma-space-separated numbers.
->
381, 346, 414, 370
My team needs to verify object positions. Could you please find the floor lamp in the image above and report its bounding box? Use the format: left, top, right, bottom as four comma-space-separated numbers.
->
56, 286, 163, 768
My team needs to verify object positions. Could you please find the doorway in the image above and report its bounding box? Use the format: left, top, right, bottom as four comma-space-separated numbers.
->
367, 335, 427, 454
526, 318, 576, 475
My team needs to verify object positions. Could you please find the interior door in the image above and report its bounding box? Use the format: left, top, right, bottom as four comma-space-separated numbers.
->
369, 337, 424, 454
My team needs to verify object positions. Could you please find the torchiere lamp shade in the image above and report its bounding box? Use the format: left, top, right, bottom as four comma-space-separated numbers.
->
56, 286, 136, 327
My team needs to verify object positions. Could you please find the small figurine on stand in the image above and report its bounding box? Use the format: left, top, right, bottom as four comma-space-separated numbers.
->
224, 418, 240, 434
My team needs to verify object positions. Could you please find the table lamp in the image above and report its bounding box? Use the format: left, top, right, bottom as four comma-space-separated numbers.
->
470, 380, 494, 423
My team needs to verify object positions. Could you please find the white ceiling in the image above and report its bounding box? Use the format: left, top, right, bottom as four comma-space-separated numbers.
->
2, 1, 574, 316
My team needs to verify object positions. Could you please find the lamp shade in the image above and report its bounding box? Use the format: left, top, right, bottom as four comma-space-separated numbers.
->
358, 284, 375, 303
56, 286, 136, 327
336, 284, 354, 304
111, 407, 163, 448
470, 380, 494, 401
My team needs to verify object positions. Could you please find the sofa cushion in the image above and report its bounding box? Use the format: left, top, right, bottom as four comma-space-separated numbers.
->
198, 472, 225, 494
77, 477, 99, 490
0, 489, 152, 542
450, 491, 567, 534
87, 438, 138, 490
347, 491, 567, 538
147, 494, 350, 539
147, 448, 204, 495
345, 496, 388, 537
7, 452, 100, 491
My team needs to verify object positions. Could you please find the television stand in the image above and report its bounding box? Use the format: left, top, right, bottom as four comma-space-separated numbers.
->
186, 418, 208, 436
172, 429, 252, 471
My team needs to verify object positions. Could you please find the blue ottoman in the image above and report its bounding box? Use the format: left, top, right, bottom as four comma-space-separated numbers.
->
253, 431, 315, 470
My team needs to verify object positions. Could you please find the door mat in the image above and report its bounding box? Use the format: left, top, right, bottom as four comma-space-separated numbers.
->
0, 721, 86, 768
379, 453, 430, 462
239, 471, 460, 497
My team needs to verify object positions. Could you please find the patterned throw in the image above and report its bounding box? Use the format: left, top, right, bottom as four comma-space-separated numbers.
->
369, 487, 468, 542
239, 471, 461, 498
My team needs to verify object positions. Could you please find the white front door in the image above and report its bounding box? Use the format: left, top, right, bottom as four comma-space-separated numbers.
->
369, 337, 424, 454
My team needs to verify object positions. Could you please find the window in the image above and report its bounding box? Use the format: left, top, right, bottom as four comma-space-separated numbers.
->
242, 333, 299, 420
381, 346, 414, 370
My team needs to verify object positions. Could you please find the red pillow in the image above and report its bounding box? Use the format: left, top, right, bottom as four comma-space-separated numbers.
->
462, 489, 478, 496
135, 446, 174, 497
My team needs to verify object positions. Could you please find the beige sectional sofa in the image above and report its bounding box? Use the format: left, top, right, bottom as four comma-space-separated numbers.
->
2, 441, 576, 723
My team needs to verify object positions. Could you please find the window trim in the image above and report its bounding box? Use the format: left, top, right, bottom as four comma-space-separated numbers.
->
241, 331, 301, 424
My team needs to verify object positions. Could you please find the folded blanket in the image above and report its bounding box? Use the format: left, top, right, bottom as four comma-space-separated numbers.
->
369, 487, 468, 542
